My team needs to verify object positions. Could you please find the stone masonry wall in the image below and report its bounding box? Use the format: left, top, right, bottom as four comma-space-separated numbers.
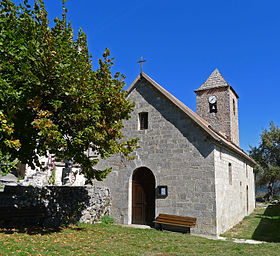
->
0, 185, 110, 227
229, 89, 239, 146
196, 87, 239, 145
196, 87, 230, 139
214, 145, 255, 235
94, 77, 218, 235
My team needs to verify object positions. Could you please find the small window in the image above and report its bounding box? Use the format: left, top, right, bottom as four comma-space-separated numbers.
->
228, 163, 232, 185
246, 185, 249, 213
209, 102, 217, 113
240, 182, 242, 200
139, 112, 148, 130
233, 99, 236, 115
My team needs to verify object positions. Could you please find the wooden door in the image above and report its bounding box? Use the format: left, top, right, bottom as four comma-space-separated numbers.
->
132, 181, 146, 224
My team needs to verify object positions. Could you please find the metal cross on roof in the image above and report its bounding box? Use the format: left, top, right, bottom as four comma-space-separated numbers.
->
137, 57, 146, 73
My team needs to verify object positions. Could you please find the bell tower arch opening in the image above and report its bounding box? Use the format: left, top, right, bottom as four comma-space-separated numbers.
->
132, 167, 155, 226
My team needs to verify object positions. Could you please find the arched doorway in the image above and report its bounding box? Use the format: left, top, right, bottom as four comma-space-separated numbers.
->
132, 167, 155, 225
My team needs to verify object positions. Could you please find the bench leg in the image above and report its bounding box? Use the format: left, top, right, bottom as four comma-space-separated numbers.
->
157, 223, 163, 231
154, 223, 163, 231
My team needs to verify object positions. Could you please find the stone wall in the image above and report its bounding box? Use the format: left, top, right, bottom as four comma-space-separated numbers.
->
0, 185, 110, 227
196, 87, 230, 139
229, 89, 239, 146
214, 145, 255, 235
22, 160, 86, 187
94, 77, 218, 235
196, 87, 239, 146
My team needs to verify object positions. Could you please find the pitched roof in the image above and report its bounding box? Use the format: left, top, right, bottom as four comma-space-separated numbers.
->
127, 72, 255, 165
195, 69, 239, 98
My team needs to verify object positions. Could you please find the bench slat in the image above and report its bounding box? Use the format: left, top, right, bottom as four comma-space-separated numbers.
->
154, 218, 196, 226
158, 214, 196, 222
157, 217, 196, 223
154, 213, 197, 229
154, 221, 195, 228
156, 220, 195, 226
155, 220, 196, 227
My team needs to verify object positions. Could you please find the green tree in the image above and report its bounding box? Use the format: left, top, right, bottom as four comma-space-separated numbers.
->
0, 111, 20, 175
249, 122, 280, 201
0, 0, 138, 181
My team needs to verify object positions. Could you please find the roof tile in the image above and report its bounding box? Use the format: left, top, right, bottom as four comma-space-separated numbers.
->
195, 68, 229, 91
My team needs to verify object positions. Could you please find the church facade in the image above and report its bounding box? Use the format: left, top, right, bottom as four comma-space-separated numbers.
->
94, 69, 255, 236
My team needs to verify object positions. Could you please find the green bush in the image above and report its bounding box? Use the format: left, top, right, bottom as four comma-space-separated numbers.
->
101, 214, 114, 224
48, 167, 56, 185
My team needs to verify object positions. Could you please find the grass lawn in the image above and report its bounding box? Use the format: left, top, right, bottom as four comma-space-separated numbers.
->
223, 203, 280, 242
0, 205, 280, 255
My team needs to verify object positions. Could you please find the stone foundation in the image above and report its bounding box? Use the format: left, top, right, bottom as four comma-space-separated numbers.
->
0, 185, 111, 227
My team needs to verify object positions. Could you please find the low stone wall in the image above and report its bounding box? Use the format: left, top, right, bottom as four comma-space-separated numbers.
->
0, 185, 111, 227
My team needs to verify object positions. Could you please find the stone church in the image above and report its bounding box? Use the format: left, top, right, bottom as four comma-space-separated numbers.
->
95, 69, 256, 236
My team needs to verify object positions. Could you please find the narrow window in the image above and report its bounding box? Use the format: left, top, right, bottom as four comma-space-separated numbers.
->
209, 102, 217, 113
139, 112, 148, 130
246, 185, 249, 214
233, 99, 236, 115
228, 163, 232, 185
240, 182, 242, 201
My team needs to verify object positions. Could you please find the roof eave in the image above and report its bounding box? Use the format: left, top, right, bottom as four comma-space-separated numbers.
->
127, 73, 142, 95
194, 85, 239, 99
126, 72, 253, 165
229, 86, 239, 99
127, 73, 224, 141
215, 138, 256, 165
207, 126, 255, 165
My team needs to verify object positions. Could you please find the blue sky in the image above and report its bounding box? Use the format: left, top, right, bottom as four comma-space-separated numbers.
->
14, 0, 280, 152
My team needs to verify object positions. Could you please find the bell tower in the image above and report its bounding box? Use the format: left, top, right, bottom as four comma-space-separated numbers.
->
194, 69, 239, 145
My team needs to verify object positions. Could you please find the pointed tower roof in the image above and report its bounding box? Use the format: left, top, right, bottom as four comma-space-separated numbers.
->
194, 68, 239, 98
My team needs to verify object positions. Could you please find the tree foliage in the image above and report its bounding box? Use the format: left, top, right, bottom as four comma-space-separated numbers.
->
249, 122, 280, 201
0, 111, 20, 175
0, 0, 138, 180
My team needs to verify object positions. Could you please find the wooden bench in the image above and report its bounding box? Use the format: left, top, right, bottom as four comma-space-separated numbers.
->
154, 214, 196, 232
0, 206, 47, 227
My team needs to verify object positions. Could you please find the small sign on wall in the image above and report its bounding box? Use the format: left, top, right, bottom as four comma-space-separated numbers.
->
156, 185, 168, 198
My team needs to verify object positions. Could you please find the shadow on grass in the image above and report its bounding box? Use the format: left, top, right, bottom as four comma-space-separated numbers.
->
0, 225, 87, 236
0, 226, 63, 235
252, 204, 280, 242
